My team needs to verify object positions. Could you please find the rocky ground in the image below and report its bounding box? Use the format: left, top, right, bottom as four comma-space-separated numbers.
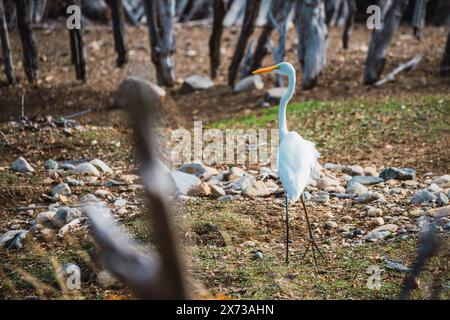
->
0, 24, 449, 299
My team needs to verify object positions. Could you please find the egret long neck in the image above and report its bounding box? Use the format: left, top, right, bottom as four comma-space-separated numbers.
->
279, 70, 296, 141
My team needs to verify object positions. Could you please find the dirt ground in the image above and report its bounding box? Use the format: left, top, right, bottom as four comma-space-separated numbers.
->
0, 23, 449, 300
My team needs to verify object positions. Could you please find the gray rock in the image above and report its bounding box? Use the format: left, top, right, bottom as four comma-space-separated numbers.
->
331, 193, 357, 199
210, 184, 226, 198
0, 230, 29, 249
243, 181, 270, 198
346, 182, 368, 195
324, 221, 338, 229
355, 192, 384, 204
314, 191, 330, 203
80, 194, 100, 202
114, 198, 127, 207
61, 163, 75, 171
11, 157, 34, 173
218, 195, 233, 202
179, 161, 211, 177
44, 159, 58, 171
72, 163, 100, 176
264, 87, 287, 104
234, 75, 264, 93
343, 165, 364, 176
180, 75, 214, 93
52, 207, 80, 229
253, 251, 263, 260
169, 170, 201, 195
302, 191, 312, 202
35, 211, 56, 226
350, 176, 384, 186
67, 177, 84, 186
384, 258, 411, 272
379, 167, 416, 181
90, 159, 112, 174
436, 192, 449, 205
426, 183, 443, 194
363, 231, 391, 241
411, 189, 436, 204
431, 175, 450, 188
324, 163, 345, 171
52, 183, 71, 197
228, 173, 255, 191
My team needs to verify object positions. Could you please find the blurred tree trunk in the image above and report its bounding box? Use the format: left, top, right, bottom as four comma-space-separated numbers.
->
16, 0, 38, 83
68, 1, 87, 81
441, 31, 450, 77
228, 0, 261, 86
363, 0, 409, 85
294, 0, 328, 89
0, 0, 15, 84
248, 0, 284, 73
209, 0, 227, 79
106, 0, 128, 68
342, 0, 356, 49
412, 0, 427, 40
143, 0, 176, 87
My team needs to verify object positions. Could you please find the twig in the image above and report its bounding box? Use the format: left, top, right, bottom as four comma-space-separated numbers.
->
375, 54, 422, 87
62, 108, 92, 120
0, 130, 10, 145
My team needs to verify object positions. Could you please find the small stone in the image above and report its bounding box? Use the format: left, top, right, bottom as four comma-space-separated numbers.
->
371, 224, 398, 233
67, 177, 84, 186
431, 175, 450, 188
363, 166, 378, 176
187, 182, 211, 197
185, 49, 197, 57
169, 171, 201, 195
379, 167, 416, 181
317, 176, 341, 189
225, 167, 245, 181
96, 270, 120, 288
52, 207, 80, 229
355, 192, 384, 204
324, 163, 345, 171
426, 183, 443, 194
44, 159, 58, 171
35, 211, 56, 226
52, 183, 71, 197
371, 217, 385, 227
436, 192, 449, 205
180, 75, 214, 93
59, 218, 82, 236
61, 163, 75, 171
94, 189, 110, 198
11, 157, 35, 173
233, 75, 264, 93
210, 184, 226, 198
411, 189, 436, 204
228, 173, 255, 191
259, 167, 278, 180
90, 159, 112, 174
72, 163, 100, 177
367, 207, 383, 217
80, 194, 100, 202
242, 240, 256, 247
264, 87, 287, 104
343, 165, 364, 176
363, 231, 391, 241
0, 230, 29, 249
324, 221, 338, 229
253, 251, 263, 260
218, 195, 233, 202
314, 191, 330, 203
349, 176, 384, 186
114, 198, 127, 207
243, 181, 270, 198
346, 182, 368, 195
40, 228, 54, 242
303, 191, 312, 202
426, 205, 450, 218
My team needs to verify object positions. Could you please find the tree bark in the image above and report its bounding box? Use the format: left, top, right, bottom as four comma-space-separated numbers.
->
440, 31, 450, 77
143, 0, 176, 87
107, 0, 128, 68
68, 1, 87, 81
0, 0, 15, 84
209, 0, 227, 79
363, 0, 409, 85
342, 0, 356, 49
228, 0, 261, 86
412, 0, 427, 40
294, 0, 328, 89
16, 0, 38, 83
248, 0, 284, 73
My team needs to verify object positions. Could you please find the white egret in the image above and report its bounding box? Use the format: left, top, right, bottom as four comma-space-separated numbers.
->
253, 62, 323, 265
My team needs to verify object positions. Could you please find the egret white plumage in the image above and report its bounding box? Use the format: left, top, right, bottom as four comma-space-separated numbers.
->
253, 62, 324, 265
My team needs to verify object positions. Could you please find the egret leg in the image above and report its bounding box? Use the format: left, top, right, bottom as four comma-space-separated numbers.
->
300, 194, 324, 266
285, 195, 290, 265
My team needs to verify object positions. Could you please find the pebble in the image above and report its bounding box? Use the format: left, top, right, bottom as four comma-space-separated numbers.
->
436, 192, 449, 205
314, 191, 330, 203
363, 230, 391, 242
114, 198, 127, 207
243, 181, 270, 198
363, 166, 378, 176
367, 207, 383, 217
94, 189, 110, 198
370, 217, 385, 227
379, 167, 416, 181
324, 221, 338, 229
11, 157, 35, 173
180, 75, 214, 93
233, 75, 264, 93
51, 183, 71, 197
169, 170, 201, 195
431, 175, 450, 188
0, 230, 29, 249
67, 177, 84, 186
218, 195, 233, 202
343, 165, 364, 176
426, 205, 450, 218
264, 87, 287, 104
35, 211, 56, 226
179, 161, 209, 177
72, 163, 101, 176
346, 182, 368, 195
225, 167, 245, 181
44, 159, 58, 171
228, 173, 255, 191
253, 251, 263, 260
52, 207, 80, 229
209, 184, 226, 198
187, 182, 212, 197
426, 183, 443, 194
355, 192, 384, 204
90, 159, 113, 174
411, 189, 436, 204
371, 224, 399, 233
349, 176, 384, 186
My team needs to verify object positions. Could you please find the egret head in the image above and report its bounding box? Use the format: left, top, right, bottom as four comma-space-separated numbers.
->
253, 62, 295, 77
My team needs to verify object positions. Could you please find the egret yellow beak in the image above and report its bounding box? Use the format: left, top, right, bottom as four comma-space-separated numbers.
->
252, 65, 279, 74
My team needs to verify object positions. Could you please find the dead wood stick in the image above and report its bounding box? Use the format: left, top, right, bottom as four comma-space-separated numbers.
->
374, 54, 422, 86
